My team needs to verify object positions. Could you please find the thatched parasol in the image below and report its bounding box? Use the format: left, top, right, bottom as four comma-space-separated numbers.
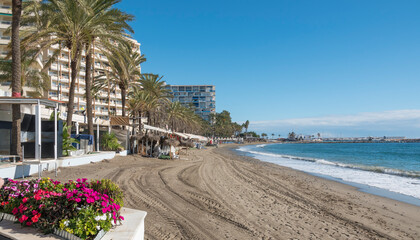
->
180, 139, 195, 148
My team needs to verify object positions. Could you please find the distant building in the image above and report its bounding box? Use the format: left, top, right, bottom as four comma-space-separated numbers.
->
165, 85, 216, 121
295, 134, 313, 141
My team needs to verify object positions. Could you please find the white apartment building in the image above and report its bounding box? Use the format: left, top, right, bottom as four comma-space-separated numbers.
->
0, 1, 12, 59
0, 0, 141, 121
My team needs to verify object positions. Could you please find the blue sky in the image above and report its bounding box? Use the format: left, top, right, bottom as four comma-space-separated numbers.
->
117, 0, 420, 137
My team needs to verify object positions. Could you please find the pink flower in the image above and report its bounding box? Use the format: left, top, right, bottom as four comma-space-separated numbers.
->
86, 197, 94, 204
22, 197, 28, 203
119, 216, 124, 221
32, 210, 38, 215
114, 204, 120, 211
26, 221, 33, 226
74, 198, 81, 203
101, 201, 107, 207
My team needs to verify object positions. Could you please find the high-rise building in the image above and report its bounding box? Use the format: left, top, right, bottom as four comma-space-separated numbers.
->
0, 1, 12, 59
165, 85, 216, 122
0, 0, 141, 121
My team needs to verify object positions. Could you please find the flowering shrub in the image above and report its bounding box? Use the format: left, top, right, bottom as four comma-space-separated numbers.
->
90, 179, 124, 207
0, 178, 124, 240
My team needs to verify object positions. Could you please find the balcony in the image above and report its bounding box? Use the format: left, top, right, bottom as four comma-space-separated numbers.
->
0, 20, 10, 29
61, 88, 69, 93
0, 36, 10, 45
0, 5, 12, 15
59, 56, 69, 62
95, 101, 108, 106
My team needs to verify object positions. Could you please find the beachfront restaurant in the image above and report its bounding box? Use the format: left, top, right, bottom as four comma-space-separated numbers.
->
0, 97, 116, 179
0, 97, 60, 178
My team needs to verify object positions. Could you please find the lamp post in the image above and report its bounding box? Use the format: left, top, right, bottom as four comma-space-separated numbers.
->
95, 117, 99, 152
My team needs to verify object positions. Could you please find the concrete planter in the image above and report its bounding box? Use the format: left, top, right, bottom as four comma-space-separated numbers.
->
0, 152, 116, 179
118, 150, 128, 156
0, 208, 146, 240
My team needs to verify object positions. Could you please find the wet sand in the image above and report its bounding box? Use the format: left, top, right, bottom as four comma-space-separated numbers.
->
43, 145, 420, 239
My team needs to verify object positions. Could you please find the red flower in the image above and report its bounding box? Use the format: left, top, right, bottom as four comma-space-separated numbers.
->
26, 221, 33, 226
32, 210, 38, 215
18, 215, 28, 223
31, 215, 39, 223
12, 208, 18, 215
22, 197, 28, 203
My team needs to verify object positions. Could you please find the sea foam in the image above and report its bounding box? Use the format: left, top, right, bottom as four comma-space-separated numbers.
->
238, 145, 420, 199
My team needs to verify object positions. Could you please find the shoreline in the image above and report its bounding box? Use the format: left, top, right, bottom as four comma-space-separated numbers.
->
232, 143, 420, 207
39, 145, 420, 239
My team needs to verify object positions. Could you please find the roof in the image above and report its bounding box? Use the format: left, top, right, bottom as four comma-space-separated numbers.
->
110, 116, 130, 126
0, 97, 58, 107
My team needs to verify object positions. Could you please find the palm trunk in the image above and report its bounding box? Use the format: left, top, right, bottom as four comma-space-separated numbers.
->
66, 47, 80, 131
42, 68, 50, 98
172, 119, 175, 132
11, 0, 22, 157
121, 87, 126, 117
85, 44, 94, 137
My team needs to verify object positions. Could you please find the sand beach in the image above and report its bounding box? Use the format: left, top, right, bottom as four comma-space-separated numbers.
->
41, 145, 420, 240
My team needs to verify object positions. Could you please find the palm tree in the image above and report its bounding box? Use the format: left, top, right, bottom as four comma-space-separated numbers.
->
105, 44, 145, 117
138, 74, 171, 99
137, 73, 170, 126
166, 101, 185, 132
11, 0, 23, 158
127, 89, 154, 130
22, 0, 97, 130
81, 0, 134, 137
243, 120, 249, 136
0, 49, 50, 98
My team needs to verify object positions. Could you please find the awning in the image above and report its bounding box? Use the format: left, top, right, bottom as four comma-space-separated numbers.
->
143, 124, 171, 134
184, 133, 209, 142
173, 132, 189, 139
110, 116, 130, 126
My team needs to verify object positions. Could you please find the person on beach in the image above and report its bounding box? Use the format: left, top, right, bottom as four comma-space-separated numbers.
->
0, 178, 4, 188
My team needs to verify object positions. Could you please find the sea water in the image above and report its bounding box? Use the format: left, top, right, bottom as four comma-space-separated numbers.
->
237, 143, 420, 201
